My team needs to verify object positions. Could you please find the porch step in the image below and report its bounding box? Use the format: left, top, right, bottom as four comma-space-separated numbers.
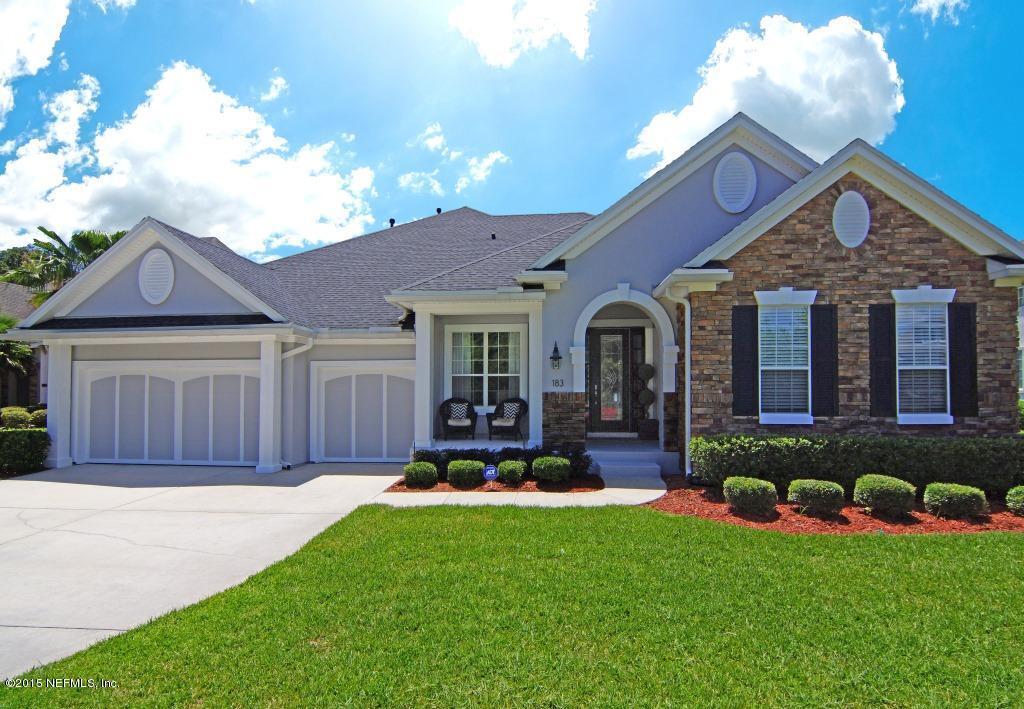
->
594, 461, 662, 478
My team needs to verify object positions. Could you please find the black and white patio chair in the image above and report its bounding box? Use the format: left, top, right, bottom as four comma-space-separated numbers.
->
439, 397, 478, 440
486, 398, 528, 441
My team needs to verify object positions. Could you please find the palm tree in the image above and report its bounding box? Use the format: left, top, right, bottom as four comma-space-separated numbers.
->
0, 226, 125, 305
0, 314, 33, 374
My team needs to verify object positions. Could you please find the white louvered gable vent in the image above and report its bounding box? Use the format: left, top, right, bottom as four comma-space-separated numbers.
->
138, 249, 174, 305
713, 151, 757, 213
832, 191, 870, 247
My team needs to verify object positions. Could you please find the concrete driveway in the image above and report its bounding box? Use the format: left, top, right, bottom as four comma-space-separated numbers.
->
0, 463, 401, 679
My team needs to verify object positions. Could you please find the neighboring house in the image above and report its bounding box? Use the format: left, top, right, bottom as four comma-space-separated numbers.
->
7, 114, 1023, 474
0, 281, 39, 406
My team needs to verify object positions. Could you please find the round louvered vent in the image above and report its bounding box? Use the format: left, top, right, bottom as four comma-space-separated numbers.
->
832, 191, 870, 248
138, 249, 174, 305
713, 151, 757, 213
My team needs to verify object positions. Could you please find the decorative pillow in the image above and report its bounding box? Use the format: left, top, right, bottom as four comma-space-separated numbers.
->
502, 401, 521, 418
449, 401, 469, 419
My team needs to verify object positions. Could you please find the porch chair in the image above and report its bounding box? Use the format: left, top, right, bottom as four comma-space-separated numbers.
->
486, 397, 528, 441
439, 397, 478, 440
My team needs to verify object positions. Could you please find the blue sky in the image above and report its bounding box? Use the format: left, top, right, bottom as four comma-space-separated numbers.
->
0, 0, 1018, 260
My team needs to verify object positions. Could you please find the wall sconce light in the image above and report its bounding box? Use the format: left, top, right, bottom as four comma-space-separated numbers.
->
550, 342, 562, 370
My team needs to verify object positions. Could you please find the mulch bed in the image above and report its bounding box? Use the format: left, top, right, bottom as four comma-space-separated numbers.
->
387, 473, 605, 494
649, 475, 1024, 535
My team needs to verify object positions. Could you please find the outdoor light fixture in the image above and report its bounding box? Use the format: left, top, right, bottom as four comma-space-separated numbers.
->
550, 342, 562, 369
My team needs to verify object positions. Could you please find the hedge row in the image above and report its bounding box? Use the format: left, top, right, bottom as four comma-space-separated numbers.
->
411, 445, 591, 481
0, 428, 49, 474
690, 434, 1024, 495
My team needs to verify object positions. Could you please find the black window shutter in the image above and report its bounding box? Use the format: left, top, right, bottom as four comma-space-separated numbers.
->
948, 302, 978, 417
868, 304, 897, 417
810, 304, 839, 416
732, 305, 758, 416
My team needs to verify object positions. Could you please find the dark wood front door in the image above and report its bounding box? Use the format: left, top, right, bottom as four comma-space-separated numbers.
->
586, 328, 644, 433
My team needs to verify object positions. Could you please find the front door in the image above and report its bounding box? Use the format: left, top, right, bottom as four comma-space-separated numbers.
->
586, 328, 644, 433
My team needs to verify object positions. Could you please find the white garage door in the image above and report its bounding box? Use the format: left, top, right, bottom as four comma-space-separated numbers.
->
72, 360, 260, 465
309, 361, 415, 462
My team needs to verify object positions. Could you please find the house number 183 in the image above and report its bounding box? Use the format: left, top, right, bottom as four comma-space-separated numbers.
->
551, 378, 565, 388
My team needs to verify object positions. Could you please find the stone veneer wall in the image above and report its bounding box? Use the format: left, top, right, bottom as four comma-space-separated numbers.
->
662, 392, 679, 452
542, 392, 587, 446
685, 174, 1019, 441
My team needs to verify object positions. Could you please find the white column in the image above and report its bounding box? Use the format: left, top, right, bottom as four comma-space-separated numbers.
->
413, 307, 433, 449
256, 338, 282, 473
570, 346, 586, 392
38, 346, 48, 404
45, 343, 72, 469
527, 306, 543, 448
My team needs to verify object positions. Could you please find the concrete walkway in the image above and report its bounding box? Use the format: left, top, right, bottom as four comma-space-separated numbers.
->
0, 463, 402, 679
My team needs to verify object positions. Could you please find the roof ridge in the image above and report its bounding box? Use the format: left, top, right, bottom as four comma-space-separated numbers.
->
397, 215, 593, 291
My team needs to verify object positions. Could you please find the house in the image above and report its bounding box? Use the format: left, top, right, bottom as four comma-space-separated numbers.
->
7, 114, 1023, 475
0, 281, 40, 406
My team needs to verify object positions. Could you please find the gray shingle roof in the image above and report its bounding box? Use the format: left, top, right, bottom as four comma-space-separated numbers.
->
154, 208, 589, 329
0, 282, 35, 320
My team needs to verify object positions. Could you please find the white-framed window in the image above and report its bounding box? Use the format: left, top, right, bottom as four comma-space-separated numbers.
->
444, 324, 526, 410
754, 288, 817, 425
892, 286, 955, 425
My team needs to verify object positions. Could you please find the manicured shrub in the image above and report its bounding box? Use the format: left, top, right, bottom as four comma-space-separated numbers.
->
497, 460, 526, 485
1, 407, 31, 429
403, 462, 438, 488
923, 483, 988, 519
532, 456, 571, 483
690, 434, 1024, 496
1006, 486, 1024, 516
787, 479, 845, 516
28, 408, 46, 428
854, 474, 915, 517
722, 476, 778, 516
0, 428, 49, 474
1019, 399, 1024, 432
447, 459, 485, 487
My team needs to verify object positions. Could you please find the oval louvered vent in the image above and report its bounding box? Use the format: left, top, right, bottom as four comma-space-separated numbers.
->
713, 151, 757, 213
832, 191, 870, 247
138, 249, 174, 305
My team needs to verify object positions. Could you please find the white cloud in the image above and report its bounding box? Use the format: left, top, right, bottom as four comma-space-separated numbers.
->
0, 62, 375, 254
449, 0, 596, 68
44, 74, 100, 150
93, 0, 137, 11
0, 0, 72, 131
909, 0, 967, 24
455, 150, 509, 192
259, 71, 289, 102
627, 15, 905, 170
410, 122, 448, 153
397, 170, 445, 196
339, 132, 356, 143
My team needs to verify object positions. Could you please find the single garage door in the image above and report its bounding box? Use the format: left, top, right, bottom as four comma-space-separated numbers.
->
309, 361, 414, 462
72, 360, 260, 465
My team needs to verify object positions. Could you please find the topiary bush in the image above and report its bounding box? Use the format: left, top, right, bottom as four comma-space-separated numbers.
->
853, 474, 916, 517
1006, 486, 1024, 516
447, 459, 484, 488
497, 460, 526, 485
0, 428, 49, 474
1018, 399, 1024, 432
722, 476, 778, 516
923, 483, 988, 519
1, 406, 31, 429
532, 456, 571, 483
787, 479, 845, 517
28, 408, 46, 428
403, 461, 438, 488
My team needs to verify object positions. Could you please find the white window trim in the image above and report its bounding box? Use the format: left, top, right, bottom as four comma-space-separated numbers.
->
892, 288, 955, 425
755, 287, 818, 306
443, 323, 527, 412
756, 293, 815, 425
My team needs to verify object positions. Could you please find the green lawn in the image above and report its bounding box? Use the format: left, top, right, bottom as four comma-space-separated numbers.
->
4, 505, 1024, 706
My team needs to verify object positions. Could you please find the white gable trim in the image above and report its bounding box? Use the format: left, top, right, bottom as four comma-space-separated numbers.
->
20, 218, 285, 328
687, 140, 1024, 267
530, 113, 817, 268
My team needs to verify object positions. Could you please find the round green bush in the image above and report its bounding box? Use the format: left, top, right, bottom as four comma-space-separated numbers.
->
403, 461, 438, 488
1, 407, 31, 429
722, 476, 778, 516
28, 408, 46, 428
853, 474, 915, 516
497, 460, 526, 485
923, 482, 988, 519
532, 456, 571, 483
447, 459, 485, 488
787, 479, 845, 516
1006, 486, 1024, 516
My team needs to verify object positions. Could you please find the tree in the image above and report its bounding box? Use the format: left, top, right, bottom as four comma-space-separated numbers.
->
0, 246, 30, 273
0, 226, 126, 305
0, 314, 33, 374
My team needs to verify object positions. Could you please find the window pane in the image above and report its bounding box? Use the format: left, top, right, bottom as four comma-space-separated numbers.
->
896, 304, 947, 367
898, 369, 947, 414
487, 376, 519, 406
452, 332, 484, 375
599, 334, 624, 421
759, 307, 809, 368
760, 370, 809, 413
487, 331, 521, 375
452, 376, 483, 406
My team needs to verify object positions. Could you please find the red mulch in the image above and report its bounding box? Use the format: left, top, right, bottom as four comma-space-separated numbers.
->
387, 473, 605, 494
649, 475, 1024, 535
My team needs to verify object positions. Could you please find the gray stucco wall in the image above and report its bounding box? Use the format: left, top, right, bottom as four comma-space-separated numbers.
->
69, 248, 255, 318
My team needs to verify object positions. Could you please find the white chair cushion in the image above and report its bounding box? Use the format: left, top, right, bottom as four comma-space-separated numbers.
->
447, 418, 472, 427
491, 417, 515, 427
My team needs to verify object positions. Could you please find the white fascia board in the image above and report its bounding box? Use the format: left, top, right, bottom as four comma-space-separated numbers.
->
386, 289, 546, 309
987, 259, 1024, 287
5, 324, 301, 344
687, 140, 1024, 267
653, 268, 734, 300
530, 114, 817, 269
516, 271, 568, 290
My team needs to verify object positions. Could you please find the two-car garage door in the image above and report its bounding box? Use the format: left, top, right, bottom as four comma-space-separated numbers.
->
72, 360, 260, 465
